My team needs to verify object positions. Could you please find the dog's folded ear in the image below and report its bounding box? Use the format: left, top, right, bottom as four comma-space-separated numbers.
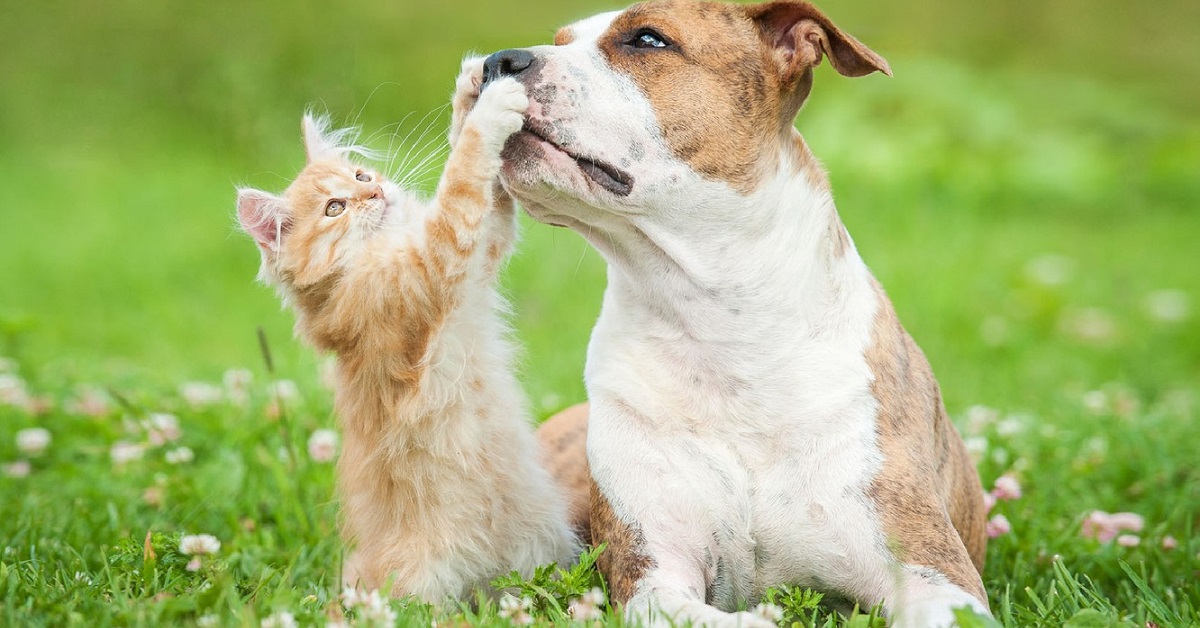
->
747, 1, 891, 85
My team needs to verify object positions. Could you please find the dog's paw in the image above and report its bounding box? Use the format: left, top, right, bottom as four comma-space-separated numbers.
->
469, 77, 528, 151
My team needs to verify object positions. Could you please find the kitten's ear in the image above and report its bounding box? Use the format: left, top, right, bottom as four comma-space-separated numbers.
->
236, 188, 289, 252
302, 114, 337, 163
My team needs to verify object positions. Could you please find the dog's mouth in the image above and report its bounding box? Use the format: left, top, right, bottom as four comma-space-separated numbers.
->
520, 119, 633, 197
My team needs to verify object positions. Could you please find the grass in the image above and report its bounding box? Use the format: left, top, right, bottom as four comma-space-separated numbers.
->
1, 0, 1198, 625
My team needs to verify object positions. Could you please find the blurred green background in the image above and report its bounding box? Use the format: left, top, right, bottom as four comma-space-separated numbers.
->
1, 0, 1197, 414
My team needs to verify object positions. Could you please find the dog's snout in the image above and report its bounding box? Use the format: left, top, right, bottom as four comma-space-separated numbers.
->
481, 49, 535, 87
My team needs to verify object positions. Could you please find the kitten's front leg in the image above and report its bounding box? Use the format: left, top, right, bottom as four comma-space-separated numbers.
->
425, 77, 527, 282
448, 56, 485, 149
449, 56, 519, 272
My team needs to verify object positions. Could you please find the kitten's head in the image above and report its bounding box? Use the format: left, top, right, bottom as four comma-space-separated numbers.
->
237, 115, 399, 290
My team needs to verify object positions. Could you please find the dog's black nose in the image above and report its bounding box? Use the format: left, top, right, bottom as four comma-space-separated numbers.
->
481, 49, 535, 87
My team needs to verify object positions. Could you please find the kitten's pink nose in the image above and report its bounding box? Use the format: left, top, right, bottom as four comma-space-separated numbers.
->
370, 185, 384, 200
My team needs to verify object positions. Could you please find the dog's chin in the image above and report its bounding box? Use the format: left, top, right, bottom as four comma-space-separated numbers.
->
501, 127, 632, 203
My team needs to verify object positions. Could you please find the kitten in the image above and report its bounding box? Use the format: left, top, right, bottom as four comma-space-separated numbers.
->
235, 66, 580, 602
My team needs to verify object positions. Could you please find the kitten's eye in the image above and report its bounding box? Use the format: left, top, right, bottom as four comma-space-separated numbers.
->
355, 171, 372, 182
325, 199, 346, 217
628, 29, 670, 49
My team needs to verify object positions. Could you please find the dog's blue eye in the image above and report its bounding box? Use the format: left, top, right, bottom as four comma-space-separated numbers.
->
630, 29, 669, 49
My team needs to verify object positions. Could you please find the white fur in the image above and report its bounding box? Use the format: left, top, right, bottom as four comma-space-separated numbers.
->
500, 10, 989, 627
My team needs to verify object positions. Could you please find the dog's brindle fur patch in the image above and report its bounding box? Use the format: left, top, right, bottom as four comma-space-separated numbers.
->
864, 279, 988, 604
591, 479, 656, 604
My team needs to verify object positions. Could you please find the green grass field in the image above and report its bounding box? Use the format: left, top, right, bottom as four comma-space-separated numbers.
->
2, 0, 1198, 625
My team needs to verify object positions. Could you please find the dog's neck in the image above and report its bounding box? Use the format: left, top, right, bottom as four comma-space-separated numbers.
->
589, 140, 870, 347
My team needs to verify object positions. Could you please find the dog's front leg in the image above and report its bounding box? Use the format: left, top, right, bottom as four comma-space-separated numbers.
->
587, 401, 774, 628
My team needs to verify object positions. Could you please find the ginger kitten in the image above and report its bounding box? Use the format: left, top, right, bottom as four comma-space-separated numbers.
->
235, 68, 579, 602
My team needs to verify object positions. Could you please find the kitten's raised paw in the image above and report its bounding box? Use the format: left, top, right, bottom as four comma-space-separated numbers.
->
469, 77, 529, 151
455, 56, 486, 102
449, 56, 487, 147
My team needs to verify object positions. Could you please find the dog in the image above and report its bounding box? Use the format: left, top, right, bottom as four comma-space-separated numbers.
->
487, 1, 989, 625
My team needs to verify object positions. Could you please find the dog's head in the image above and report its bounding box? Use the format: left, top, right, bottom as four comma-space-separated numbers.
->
489, 0, 889, 229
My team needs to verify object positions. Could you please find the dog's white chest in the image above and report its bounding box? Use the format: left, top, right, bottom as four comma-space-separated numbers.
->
740, 421, 887, 598
586, 253, 893, 607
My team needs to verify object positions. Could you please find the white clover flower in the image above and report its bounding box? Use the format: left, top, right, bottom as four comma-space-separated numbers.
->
145, 413, 182, 446
1081, 390, 1108, 414
569, 599, 603, 621
581, 587, 605, 607
362, 592, 396, 624
22, 395, 53, 416
964, 437, 989, 458
179, 533, 221, 555
1081, 511, 1144, 543
165, 446, 195, 465
992, 475, 1022, 501
224, 369, 253, 406
261, 611, 297, 628
66, 386, 111, 417
307, 429, 339, 463
1116, 534, 1141, 547
3, 461, 31, 478
180, 382, 224, 408
223, 368, 254, 391
340, 586, 363, 608
1061, 308, 1118, 345
0, 374, 29, 407
1144, 289, 1189, 323
196, 615, 219, 627
110, 441, 145, 466
1025, 254, 1074, 286
271, 380, 300, 401
186, 557, 203, 572
16, 427, 51, 456
342, 587, 396, 624
143, 486, 164, 507
498, 594, 533, 625
752, 602, 784, 623
982, 491, 997, 514
978, 315, 1010, 347
996, 415, 1027, 436
985, 514, 1011, 538
964, 405, 999, 434
568, 587, 606, 621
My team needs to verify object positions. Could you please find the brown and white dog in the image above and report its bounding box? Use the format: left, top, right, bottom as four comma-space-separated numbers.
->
492, 1, 989, 625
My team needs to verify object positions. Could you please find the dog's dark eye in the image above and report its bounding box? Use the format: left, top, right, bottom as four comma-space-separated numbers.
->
355, 171, 371, 182
325, 199, 346, 217
629, 29, 669, 49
